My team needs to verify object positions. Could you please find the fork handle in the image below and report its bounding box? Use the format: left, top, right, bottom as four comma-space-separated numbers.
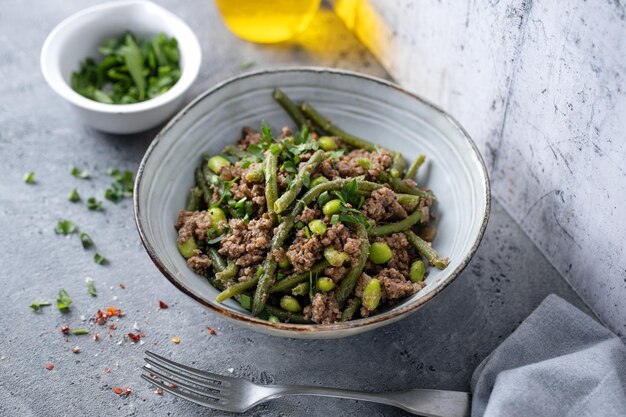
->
267, 386, 471, 417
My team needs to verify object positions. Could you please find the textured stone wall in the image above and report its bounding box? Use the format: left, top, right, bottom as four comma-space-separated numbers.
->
337, 0, 626, 336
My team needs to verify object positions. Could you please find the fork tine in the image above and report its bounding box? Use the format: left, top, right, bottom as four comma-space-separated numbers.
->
145, 351, 232, 386
141, 366, 223, 401
140, 374, 234, 412
144, 359, 224, 393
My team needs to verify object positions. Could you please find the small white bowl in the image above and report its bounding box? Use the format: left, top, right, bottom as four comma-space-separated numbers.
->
40, 0, 201, 134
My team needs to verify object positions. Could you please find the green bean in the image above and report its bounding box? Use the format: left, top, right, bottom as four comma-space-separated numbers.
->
207, 156, 231, 174
185, 187, 203, 211
274, 149, 325, 213
368, 208, 422, 237
215, 276, 258, 303
404, 230, 449, 270
368, 242, 392, 264
379, 171, 434, 200
340, 297, 361, 322
206, 274, 227, 291
195, 167, 213, 207
264, 151, 278, 212
300, 101, 378, 152
405, 154, 426, 180
264, 305, 312, 324
272, 88, 310, 129
216, 260, 238, 282
390, 153, 406, 178
279, 295, 302, 313
269, 260, 330, 293
336, 224, 370, 307
410, 260, 426, 282
206, 247, 227, 272
396, 193, 421, 211
251, 214, 295, 315
177, 237, 197, 259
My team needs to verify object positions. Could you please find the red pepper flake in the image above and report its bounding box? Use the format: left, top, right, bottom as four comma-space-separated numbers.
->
168, 383, 177, 388
207, 326, 217, 335
94, 307, 124, 325
108, 323, 117, 330
45, 363, 54, 371
124, 387, 132, 396
113, 387, 123, 395
93, 333, 100, 342
119, 283, 126, 289
155, 387, 163, 395
60, 325, 70, 334
127, 332, 143, 343
71, 346, 80, 354
159, 300, 169, 309
104, 367, 111, 373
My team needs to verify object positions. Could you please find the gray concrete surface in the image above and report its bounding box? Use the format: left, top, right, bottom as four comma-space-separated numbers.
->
340, 0, 626, 337
0, 1, 590, 416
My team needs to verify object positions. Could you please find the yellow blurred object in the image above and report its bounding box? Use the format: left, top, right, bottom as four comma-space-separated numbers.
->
215, 0, 321, 44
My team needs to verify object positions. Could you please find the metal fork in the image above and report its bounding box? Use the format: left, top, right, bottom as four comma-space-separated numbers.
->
141, 351, 470, 416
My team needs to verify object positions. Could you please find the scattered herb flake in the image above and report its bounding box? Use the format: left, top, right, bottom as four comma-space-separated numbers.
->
94, 253, 107, 265
56, 289, 72, 312
105, 169, 134, 202
86, 277, 97, 297
70, 328, 90, 335
80, 232, 94, 249
29, 301, 51, 312
55, 220, 77, 235
68, 188, 81, 202
24, 171, 36, 184
87, 197, 103, 211
239, 61, 255, 70
70, 167, 90, 179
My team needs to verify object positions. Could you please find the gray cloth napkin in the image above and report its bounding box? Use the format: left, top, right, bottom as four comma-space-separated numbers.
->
471, 294, 626, 417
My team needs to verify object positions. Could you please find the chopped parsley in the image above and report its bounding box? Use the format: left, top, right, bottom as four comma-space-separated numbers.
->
29, 301, 51, 311
68, 188, 81, 202
94, 253, 108, 265
70, 167, 90, 179
70, 328, 90, 335
87, 197, 103, 211
79, 232, 93, 249
56, 289, 72, 311
86, 277, 97, 297
105, 169, 134, 202
55, 220, 77, 235
239, 61, 255, 70
24, 171, 36, 184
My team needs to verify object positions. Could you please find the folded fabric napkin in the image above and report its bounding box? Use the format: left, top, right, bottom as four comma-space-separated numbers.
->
471, 294, 626, 417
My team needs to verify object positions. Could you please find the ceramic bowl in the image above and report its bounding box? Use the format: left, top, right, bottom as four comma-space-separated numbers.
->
134, 68, 490, 338
40, 0, 201, 134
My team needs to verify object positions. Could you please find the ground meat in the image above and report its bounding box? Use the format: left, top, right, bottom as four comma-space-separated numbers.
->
354, 273, 372, 298
319, 149, 392, 180
236, 266, 258, 282
344, 237, 363, 265
303, 292, 341, 324
175, 210, 216, 243
271, 248, 287, 265
381, 233, 411, 276
320, 223, 350, 250
324, 266, 347, 282
296, 207, 320, 224
237, 127, 262, 149
378, 268, 423, 301
286, 230, 323, 273
187, 254, 212, 275
230, 181, 266, 211
219, 163, 243, 182
218, 212, 275, 267
362, 186, 408, 223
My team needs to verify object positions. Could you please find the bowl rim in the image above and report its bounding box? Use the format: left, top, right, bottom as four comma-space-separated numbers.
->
39, 0, 201, 114
133, 67, 491, 334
